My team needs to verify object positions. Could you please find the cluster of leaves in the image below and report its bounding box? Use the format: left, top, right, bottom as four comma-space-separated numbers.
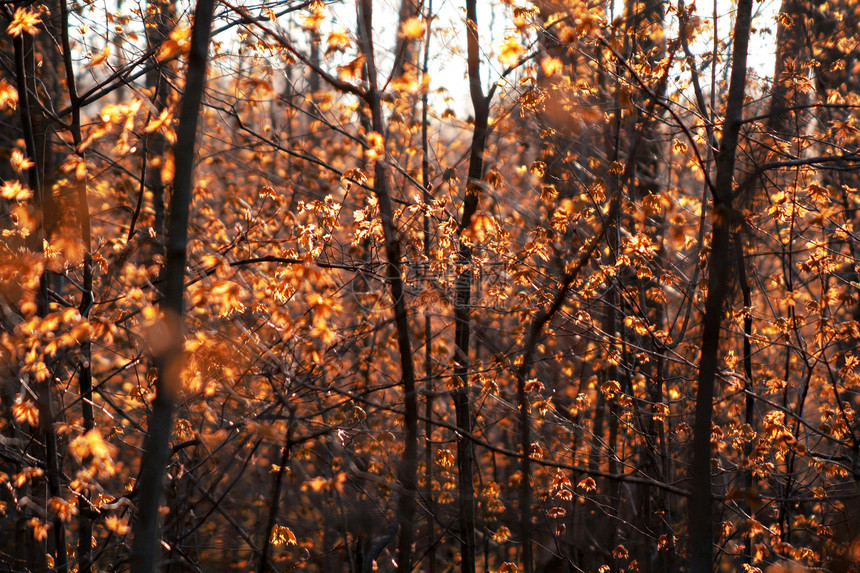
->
1, 0, 860, 572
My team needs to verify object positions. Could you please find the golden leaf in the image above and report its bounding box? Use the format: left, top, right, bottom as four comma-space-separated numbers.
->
365, 131, 385, 159
10, 149, 34, 173
435, 448, 455, 468
547, 507, 566, 518
498, 36, 526, 67
1, 181, 31, 201
302, 3, 325, 31
672, 139, 688, 154
13, 399, 38, 425
104, 515, 131, 535
29, 518, 48, 542
48, 497, 78, 522
337, 56, 366, 82
86, 46, 110, 68
399, 17, 426, 40
156, 26, 191, 61
156, 40, 181, 62
540, 56, 563, 77
144, 109, 174, 135
270, 524, 297, 546
577, 477, 596, 492
32, 361, 49, 382
524, 379, 544, 393
70, 429, 117, 466
0, 80, 18, 110
161, 153, 175, 183
8, 8, 41, 37
492, 526, 511, 542
326, 29, 350, 54
391, 72, 420, 93
529, 161, 546, 177
600, 380, 621, 399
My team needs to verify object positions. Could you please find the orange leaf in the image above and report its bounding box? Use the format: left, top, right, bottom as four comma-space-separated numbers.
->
7, 8, 41, 37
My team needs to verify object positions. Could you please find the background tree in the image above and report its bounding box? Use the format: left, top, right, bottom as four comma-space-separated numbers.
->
2, 0, 860, 572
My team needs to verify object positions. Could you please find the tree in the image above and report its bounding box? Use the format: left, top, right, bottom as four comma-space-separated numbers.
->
2, 0, 860, 572
130, 0, 216, 571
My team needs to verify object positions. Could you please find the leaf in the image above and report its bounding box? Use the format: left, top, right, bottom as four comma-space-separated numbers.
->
0, 80, 18, 110
492, 526, 511, 542
326, 28, 351, 54
270, 524, 297, 546
156, 39, 182, 62
144, 109, 174, 137
86, 45, 110, 68
29, 518, 48, 542
547, 507, 566, 518
435, 449, 455, 468
161, 153, 175, 183
337, 56, 366, 82
498, 36, 526, 67
529, 161, 546, 177
540, 56, 563, 77
399, 17, 426, 40
600, 380, 621, 399
365, 131, 384, 160
105, 515, 131, 535
524, 379, 543, 393
302, 2, 325, 31
48, 497, 78, 522
1, 181, 31, 201
155, 26, 191, 62
10, 149, 34, 173
577, 477, 596, 492
12, 399, 38, 425
7, 8, 41, 37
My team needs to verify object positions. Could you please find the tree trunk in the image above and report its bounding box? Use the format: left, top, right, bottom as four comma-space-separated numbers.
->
130, 1, 216, 571
356, 3, 419, 571
687, 0, 754, 568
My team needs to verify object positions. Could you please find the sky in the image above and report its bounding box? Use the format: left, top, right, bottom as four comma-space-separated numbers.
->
319, 0, 783, 114
72, 0, 783, 121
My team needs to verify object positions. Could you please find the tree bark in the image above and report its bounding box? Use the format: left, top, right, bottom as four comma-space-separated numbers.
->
390, 0, 420, 81
130, 1, 216, 571
687, 0, 754, 568
144, 0, 175, 245
421, 2, 436, 571
58, 0, 96, 567
356, 2, 419, 571
449, 1, 490, 571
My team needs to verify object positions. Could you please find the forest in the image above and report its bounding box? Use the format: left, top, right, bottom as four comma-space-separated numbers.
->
1, 0, 859, 571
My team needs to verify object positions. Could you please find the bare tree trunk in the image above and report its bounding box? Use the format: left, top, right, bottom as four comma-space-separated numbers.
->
56, 0, 96, 567
130, 1, 216, 571
12, 21, 64, 571
390, 0, 420, 80
449, 1, 490, 571
687, 0, 753, 568
356, 3, 419, 571
421, 3, 436, 571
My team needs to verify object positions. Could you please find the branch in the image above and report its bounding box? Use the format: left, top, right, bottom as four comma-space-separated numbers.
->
221, 1, 368, 100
